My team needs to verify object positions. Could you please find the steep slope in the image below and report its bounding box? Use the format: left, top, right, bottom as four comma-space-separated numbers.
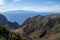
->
0, 14, 19, 29
15, 14, 60, 40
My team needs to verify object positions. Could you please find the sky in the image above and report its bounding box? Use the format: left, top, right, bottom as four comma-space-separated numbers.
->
0, 0, 60, 12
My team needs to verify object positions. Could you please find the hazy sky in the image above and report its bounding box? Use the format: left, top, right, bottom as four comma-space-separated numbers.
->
0, 0, 60, 12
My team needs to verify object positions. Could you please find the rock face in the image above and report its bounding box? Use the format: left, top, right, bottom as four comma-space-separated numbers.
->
0, 14, 19, 29
16, 14, 60, 40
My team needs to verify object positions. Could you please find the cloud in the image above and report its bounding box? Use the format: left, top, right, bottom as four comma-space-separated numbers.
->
6, 0, 21, 6
20, 5, 60, 12
14, 0, 20, 1
46, 2, 56, 4
0, 0, 22, 12
0, 0, 5, 5
13, 0, 21, 3
46, 2, 53, 3
0, 0, 60, 12
0, 5, 60, 12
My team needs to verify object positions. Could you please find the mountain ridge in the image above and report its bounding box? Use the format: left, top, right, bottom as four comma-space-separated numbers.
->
15, 14, 60, 40
0, 13, 60, 40
0, 14, 19, 29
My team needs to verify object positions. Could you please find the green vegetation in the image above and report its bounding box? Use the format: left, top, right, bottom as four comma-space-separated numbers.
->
0, 26, 28, 40
0, 36, 6, 40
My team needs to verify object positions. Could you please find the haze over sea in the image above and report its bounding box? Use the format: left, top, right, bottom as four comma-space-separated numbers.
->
0, 0, 60, 25
2, 12, 59, 25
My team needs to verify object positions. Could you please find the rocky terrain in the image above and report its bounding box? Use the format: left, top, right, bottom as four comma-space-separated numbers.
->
15, 14, 60, 40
